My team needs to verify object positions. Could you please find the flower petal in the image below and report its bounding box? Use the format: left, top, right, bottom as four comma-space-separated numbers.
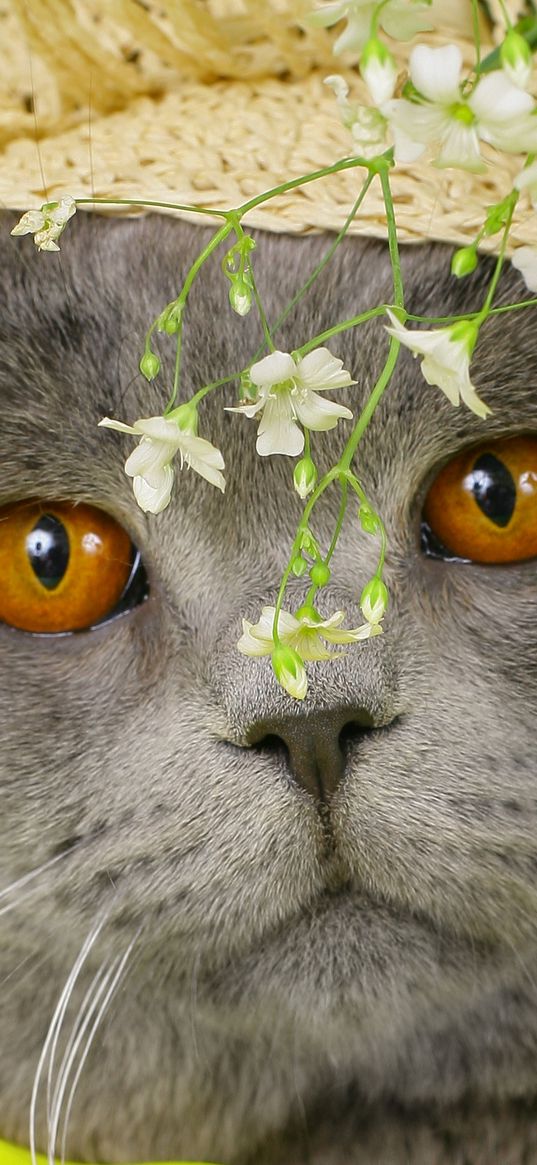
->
511, 245, 537, 292
469, 71, 534, 123
180, 433, 226, 492
409, 44, 462, 104
296, 347, 355, 391
132, 466, 174, 514
98, 416, 139, 435
294, 389, 353, 431
256, 393, 304, 456
250, 350, 295, 389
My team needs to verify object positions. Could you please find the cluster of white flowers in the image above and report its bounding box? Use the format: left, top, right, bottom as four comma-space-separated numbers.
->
238, 575, 388, 700
10, 0, 537, 700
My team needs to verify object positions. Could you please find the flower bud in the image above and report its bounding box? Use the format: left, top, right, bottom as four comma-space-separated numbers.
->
360, 576, 388, 625
157, 301, 183, 334
229, 278, 253, 316
358, 503, 379, 535
501, 29, 532, 91
167, 400, 198, 434
451, 246, 478, 278
291, 554, 309, 577
271, 644, 308, 701
293, 456, 317, 500
360, 37, 397, 105
310, 561, 331, 587
139, 347, 161, 381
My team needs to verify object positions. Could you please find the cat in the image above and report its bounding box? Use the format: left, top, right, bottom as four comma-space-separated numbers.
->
1, 210, 537, 1165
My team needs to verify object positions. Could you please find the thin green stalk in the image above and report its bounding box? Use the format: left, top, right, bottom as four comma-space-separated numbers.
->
237, 153, 392, 220
74, 197, 229, 218
266, 172, 375, 348
296, 306, 386, 356
475, 193, 518, 324
272, 467, 340, 642
248, 266, 275, 352
339, 335, 400, 473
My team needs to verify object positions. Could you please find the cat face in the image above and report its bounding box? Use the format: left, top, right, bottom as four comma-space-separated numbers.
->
1, 213, 537, 1164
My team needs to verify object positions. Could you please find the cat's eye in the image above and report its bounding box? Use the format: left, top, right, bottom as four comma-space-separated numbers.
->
0, 499, 146, 633
422, 435, 537, 564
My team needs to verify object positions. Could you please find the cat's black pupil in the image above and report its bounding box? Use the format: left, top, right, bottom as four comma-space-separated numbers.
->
467, 453, 517, 528
26, 514, 70, 590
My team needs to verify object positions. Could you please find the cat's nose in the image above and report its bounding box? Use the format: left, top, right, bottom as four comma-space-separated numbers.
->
247, 709, 373, 804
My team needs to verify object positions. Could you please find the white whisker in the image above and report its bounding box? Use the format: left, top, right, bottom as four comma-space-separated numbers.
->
46, 959, 112, 1141
29, 911, 109, 1165
0, 852, 71, 903
57, 930, 140, 1165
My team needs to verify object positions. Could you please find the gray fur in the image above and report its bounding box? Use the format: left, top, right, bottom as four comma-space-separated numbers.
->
1, 212, 537, 1163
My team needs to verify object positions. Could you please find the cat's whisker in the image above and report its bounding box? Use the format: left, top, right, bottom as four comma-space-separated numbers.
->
46, 958, 113, 1146
30, 911, 110, 1165
57, 930, 141, 1165
0, 852, 71, 903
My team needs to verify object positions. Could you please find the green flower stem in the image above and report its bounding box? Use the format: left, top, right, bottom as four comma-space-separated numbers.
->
163, 220, 235, 411
339, 334, 400, 474
472, 0, 482, 70
302, 477, 349, 611
346, 472, 387, 574
74, 197, 229, 218
475, 192, 519, 325
264, 173, 376, 352
236, 153, 391, 220
296, 306, 387, 356
272, 467, 341, 644
325, 476, 348, 565
248, 266, 275, 352
379, 164, 404, 311
337, 167, 403, 474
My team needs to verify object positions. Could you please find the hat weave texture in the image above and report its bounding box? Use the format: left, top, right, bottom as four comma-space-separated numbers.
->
3, 0, 536, 248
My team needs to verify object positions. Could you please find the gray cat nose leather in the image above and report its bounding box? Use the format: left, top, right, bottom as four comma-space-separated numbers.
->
247, 709, 374, 803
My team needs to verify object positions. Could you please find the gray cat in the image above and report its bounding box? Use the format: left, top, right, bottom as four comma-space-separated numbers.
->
1, 211, 537, 1165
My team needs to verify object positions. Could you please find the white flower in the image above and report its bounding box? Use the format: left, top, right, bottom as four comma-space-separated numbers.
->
98, 410, 225, 513
384, 44, 537, 171
325, 74, 388, 156
360, 38, 397, 105
360, 577, 388, 624
385, 311, 491, 418
511, 246, 537, 292
227, 348, 354, 457
308, 1, 432, 57
500, 29, 532, 91
514, 159, 537, 208
10, 196, 76, 252
238, 604, 381, 663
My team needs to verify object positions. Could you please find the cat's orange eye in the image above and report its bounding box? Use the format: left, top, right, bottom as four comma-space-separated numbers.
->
423, 436, 537, 564
0, 500, 136, 633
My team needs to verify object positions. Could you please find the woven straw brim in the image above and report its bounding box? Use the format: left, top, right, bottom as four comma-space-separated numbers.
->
2, 0, 536, 250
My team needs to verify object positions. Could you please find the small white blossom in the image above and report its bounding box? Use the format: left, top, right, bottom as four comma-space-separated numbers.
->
325, 74, 388, 156
309, 1, 432, 57
384, 44, 537, 170
500, 29, 532, 91
385, 310, 491, 418
511, 246, 537, 292
98, 410, 225, 513
360, 38, 397, 105
238, 605, 381, 664
227, 348, 354, 457
271, 644, 308, 700
360, 577, 388, 624
10, 196, 76, 252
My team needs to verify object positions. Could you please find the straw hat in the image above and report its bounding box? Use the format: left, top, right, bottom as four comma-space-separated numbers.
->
2, 0, 536, 249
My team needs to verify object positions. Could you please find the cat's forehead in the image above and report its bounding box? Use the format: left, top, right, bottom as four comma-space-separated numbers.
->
1, 210, 535, 525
